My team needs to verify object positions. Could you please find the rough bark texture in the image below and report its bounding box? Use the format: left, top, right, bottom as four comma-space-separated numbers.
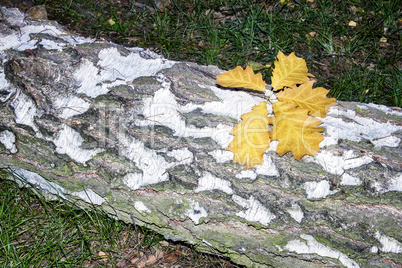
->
1, 7, 401, 268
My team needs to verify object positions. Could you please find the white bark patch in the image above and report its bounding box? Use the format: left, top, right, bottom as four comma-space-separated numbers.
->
255, 154, 280, 177
0, 7, 110, 51
370, 246, 379, 253
235, 170, 257, 180
0, 71, 16, 102
186, 201, 207, 224
267, 141, 278, 152
202, 239, 213, 247
166, 147, 194, 165
372, 135, 401, 148
120, 135, 170, 190
12, 168, 105, 205
1, 24, 63, 51
73, 59, 116, 98
375, 232, 402, 253
0, 7, 88, 51
123, 173, 144, 190
361, 103, 402, 117
53, 124, 104, 165
286, 203, 304, 223
374, 173, 402, 193
322, 107, 402, 147
53, 96, 91, 119
208, 150, 280, 176
314, 149, 373, 175
181, 84, 266, 119
71, 189, 105, 205
11, 91, 40, 133
233, 195, 276, 225
73, 48, 174, 98
304, 180, 338, 199
285, 234, 360, 268
340, 173, 362, 186
12, 168, 66, 199
388, 173, 402, 192
195, 172, 233, 194
38, 39, 63, 50
1, 7, 25, 27
98, 47, 174, 81
134, 201, 151, 214
0, 130, 17, 153
208, 150, 233, 163
135, 73, 233, 148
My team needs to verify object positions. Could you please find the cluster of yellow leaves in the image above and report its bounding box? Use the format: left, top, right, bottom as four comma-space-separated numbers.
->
216, 51, 336, 169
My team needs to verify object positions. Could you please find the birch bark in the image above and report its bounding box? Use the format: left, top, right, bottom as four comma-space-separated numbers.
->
0, 7, 401, 268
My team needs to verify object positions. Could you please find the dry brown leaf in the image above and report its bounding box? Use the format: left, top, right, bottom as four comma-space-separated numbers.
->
130, 257, 140, 264
136, 260, 146, 268
156, 248, 165, 259
98, 251, 108, 262
164, 250, 181, 263
146, 254, 157, 265
160, 240, 170, 247
116, 259, 130, 268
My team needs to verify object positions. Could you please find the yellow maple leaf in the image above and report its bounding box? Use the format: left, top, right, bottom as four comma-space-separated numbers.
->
216, 66, 266, 92
276, 81, 336, 117
271, 101, 324, 160
227, 101, 270, 169
271, 51, 313, 91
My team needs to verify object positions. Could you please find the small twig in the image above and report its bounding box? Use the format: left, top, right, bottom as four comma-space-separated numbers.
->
372, 135, 391, 141
130, 213, 139, 244
14, 28, 58, 50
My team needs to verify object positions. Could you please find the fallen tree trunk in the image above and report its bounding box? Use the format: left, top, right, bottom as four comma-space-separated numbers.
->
0, 6, 401, 268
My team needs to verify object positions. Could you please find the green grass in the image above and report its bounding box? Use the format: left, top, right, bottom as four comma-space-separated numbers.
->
34, 0, 401, 107
0, 170, 132, 267
0, 170, 239, 267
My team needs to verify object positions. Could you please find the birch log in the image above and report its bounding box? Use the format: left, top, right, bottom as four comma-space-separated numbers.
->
0, 7, 401, 268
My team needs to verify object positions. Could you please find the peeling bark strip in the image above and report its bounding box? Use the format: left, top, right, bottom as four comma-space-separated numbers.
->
1, 7, 401, 268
